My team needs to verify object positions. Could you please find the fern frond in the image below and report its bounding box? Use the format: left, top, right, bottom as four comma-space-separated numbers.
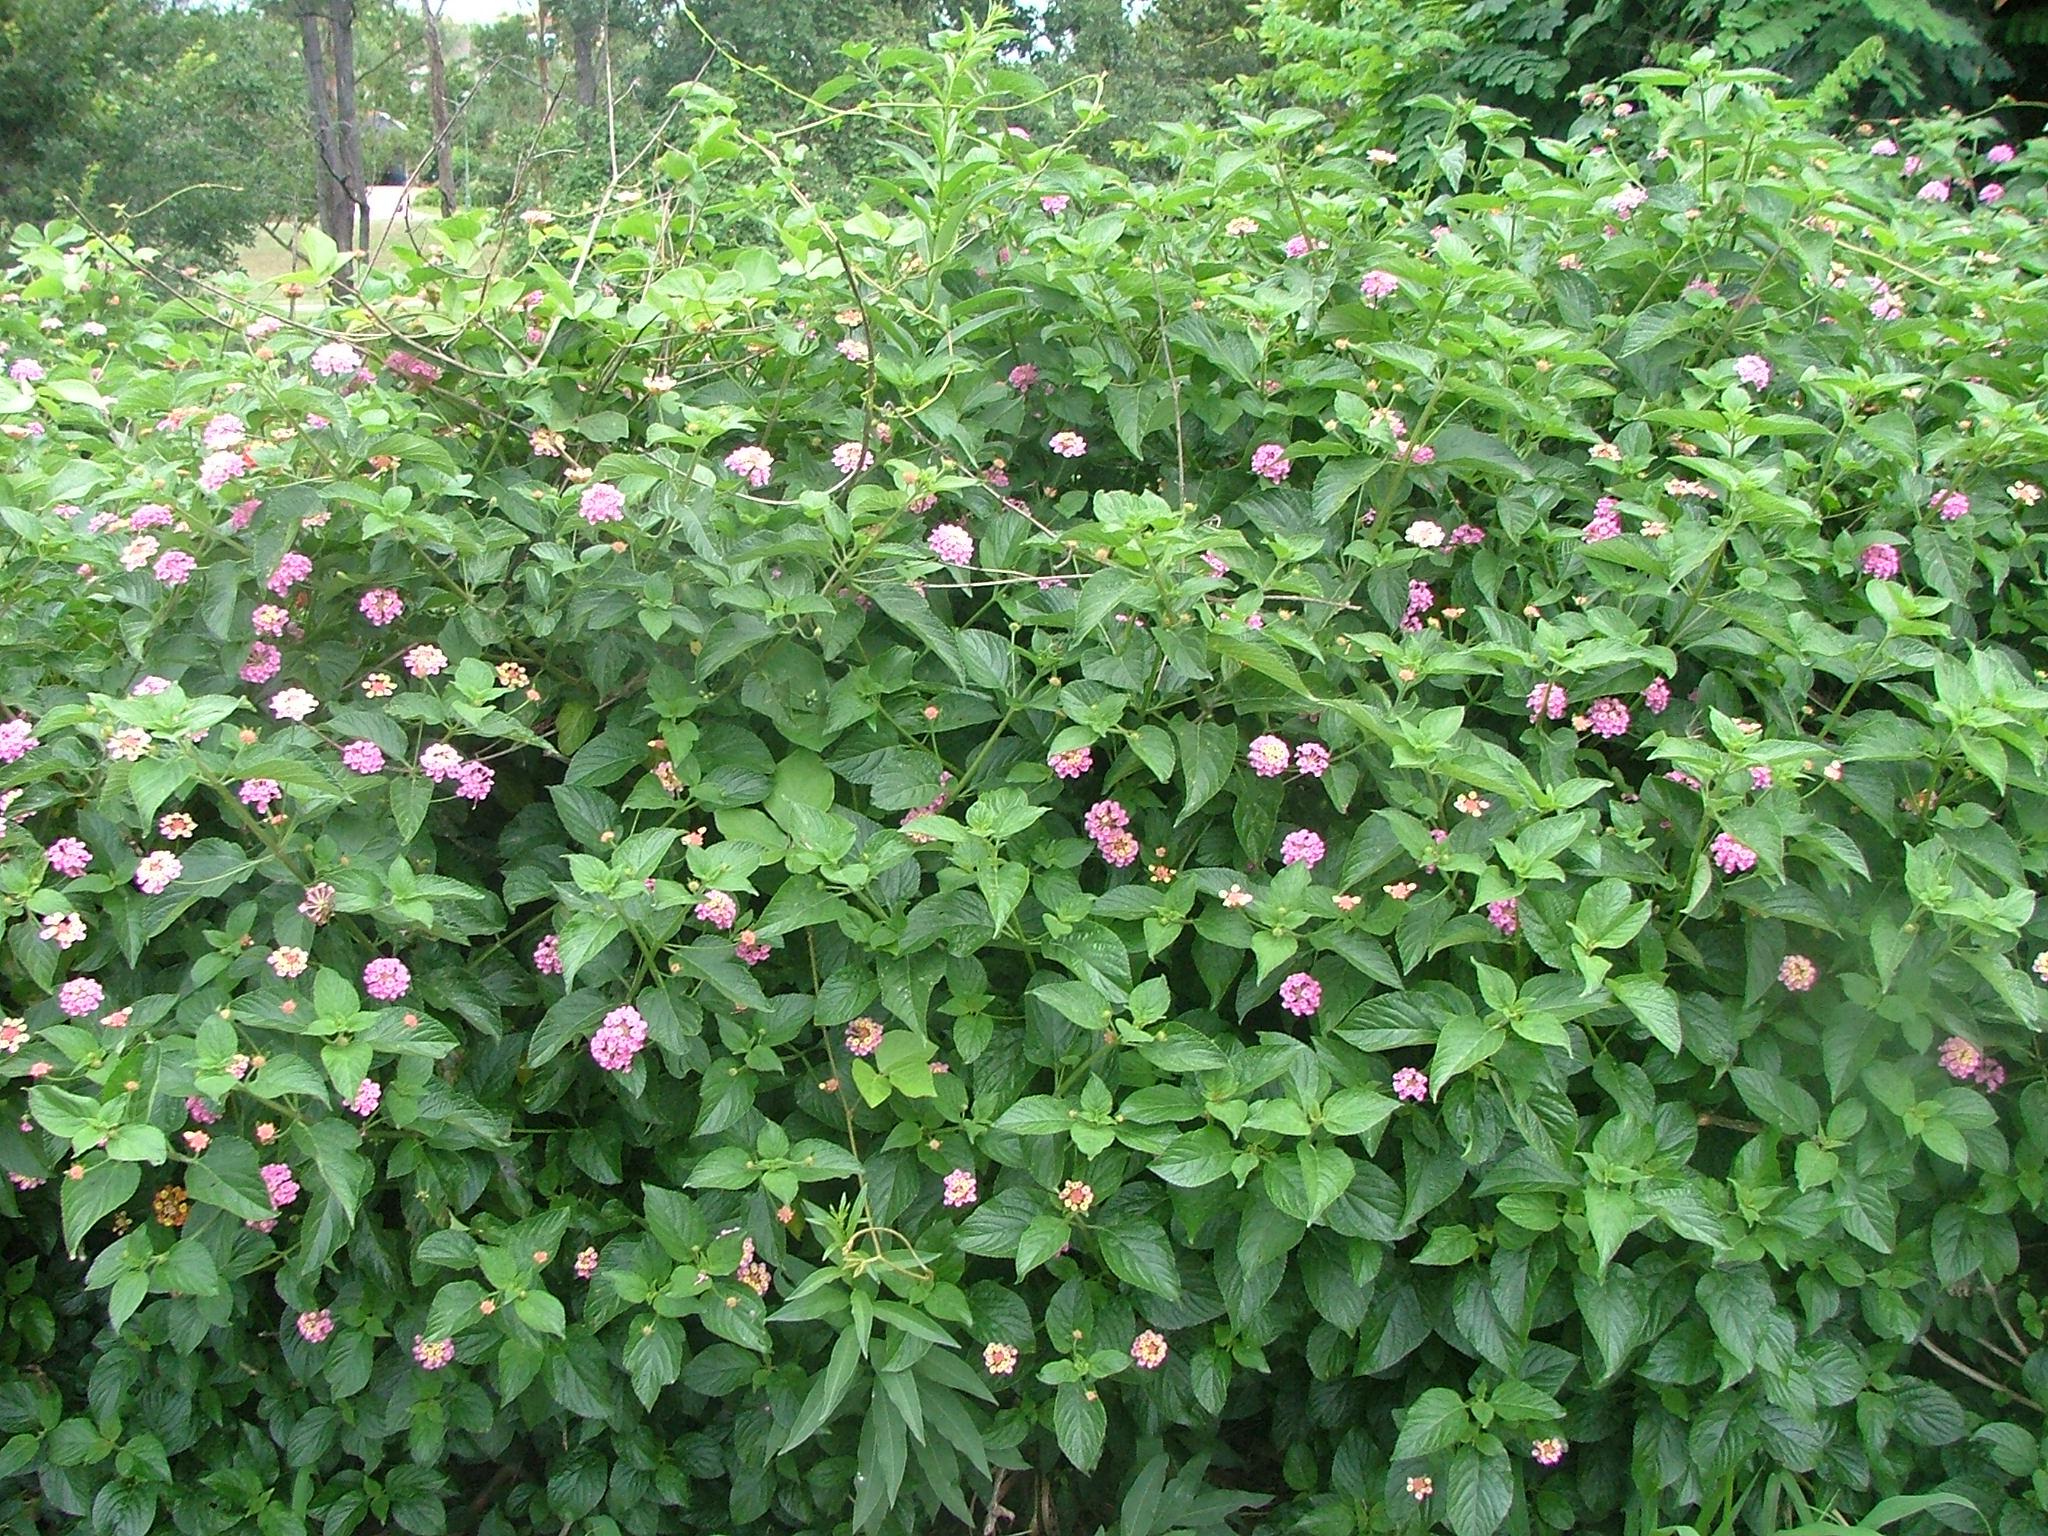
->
1804, 33, 1886, 119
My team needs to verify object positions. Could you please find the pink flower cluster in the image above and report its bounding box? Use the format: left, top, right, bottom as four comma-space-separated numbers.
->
1778, 955, 1817, 992
384, 350, 442, 384
928, 524, 974, 566
1047, 746, 1093, 779
1357, 269, 1399, 302
1931, 489, 1969, 522
1250, 443, 1291, 482
695, 890, 738, 930
261, 1162, 300, 1208
242, 643, 282, 684
590, 1004, 649, 1071
1393, 1067, 1429, 1101
942, 1169, 978, 1207
1643, 677, 1671, 714
736, 1237, 771, 1296
1939, 1036, 2005, 1092
1278, 972, 1321, 1017
1710, 833, 1757, 875
580, 482, 625, 524
269, 688, 319, 722
268, 552, 312, 595
1280, 829, 1325, 869
58, 977, 105, 1017
310, 342, 363, 377
363, 957, 411, 1001
1083, 799, 1139, 867
1398, 579, 1434, 635
415, 742, 494, 800
133, 851, 183, 895
1861, 542, 1901, 579
1526, 682, 1568, 721
359, 588, 404, 625
1487, 897, 1519, 935
239, 778, 283, 814
1247, 734, 1291, 777
1583, 497, 1623, 543
1586, 697, 1630, 739
198, 450, 249, 494
724, 446, 774, 487
0, 720, 40, 764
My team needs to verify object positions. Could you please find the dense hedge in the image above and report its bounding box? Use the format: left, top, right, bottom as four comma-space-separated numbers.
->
3, 22, 2048, 1536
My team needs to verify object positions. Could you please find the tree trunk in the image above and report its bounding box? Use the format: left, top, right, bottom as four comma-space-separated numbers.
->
534, 1, 551, 99
420, 0, 456, 210
298, 9, 349, 251
569, 13, 598, 111
327, 0, 369, 257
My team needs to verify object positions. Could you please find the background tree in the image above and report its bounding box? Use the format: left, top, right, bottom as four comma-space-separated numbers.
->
0, 0, 302, 265
420, 0, 457, 208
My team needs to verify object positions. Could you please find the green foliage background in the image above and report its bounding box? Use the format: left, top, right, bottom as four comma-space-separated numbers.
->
3, 12, 2048, 1536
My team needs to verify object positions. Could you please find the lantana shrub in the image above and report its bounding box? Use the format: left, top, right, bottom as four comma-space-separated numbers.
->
3, 26, 2048, 1536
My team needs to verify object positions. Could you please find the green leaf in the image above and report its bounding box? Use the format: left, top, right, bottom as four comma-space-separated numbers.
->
1695, 1267, 1774, 1375
643, 1185, 699, 1262
784, 1327, 864, 1449
185, 1136, 278, 1222
1053, 1381, 1107, 1471
1411, 1224, 1479, 1266
1170, 719, 1236, 824
1016, 1214, 1070, 1278
516, 1290, 567, 1337
1574, 878, 1651, 950
1730, 1067, 1822, 1137
1094, 1220, 1181, 1299
293, 1117, 372, 1224
554, 911, 624, 989
1444, 1444, 1514, 1536
1128, 725, 1175, 782
154, 1239, 222, 1297
1149, 1127, 1233, 1188
992, 1095, 1076, 1136
1392, 1386, 1471, 1458
390, 776, 431, 844
1428, 1016, 1505, 1086
1606, 974, 1682, 1053
687, 1147, 757, 1190
624, 1316, 685, 1410
1584, 1186, 1639, 1272
61, 1161, 139, 1256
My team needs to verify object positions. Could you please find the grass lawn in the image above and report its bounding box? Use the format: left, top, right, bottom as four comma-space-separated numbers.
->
230, 187, 433, 281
